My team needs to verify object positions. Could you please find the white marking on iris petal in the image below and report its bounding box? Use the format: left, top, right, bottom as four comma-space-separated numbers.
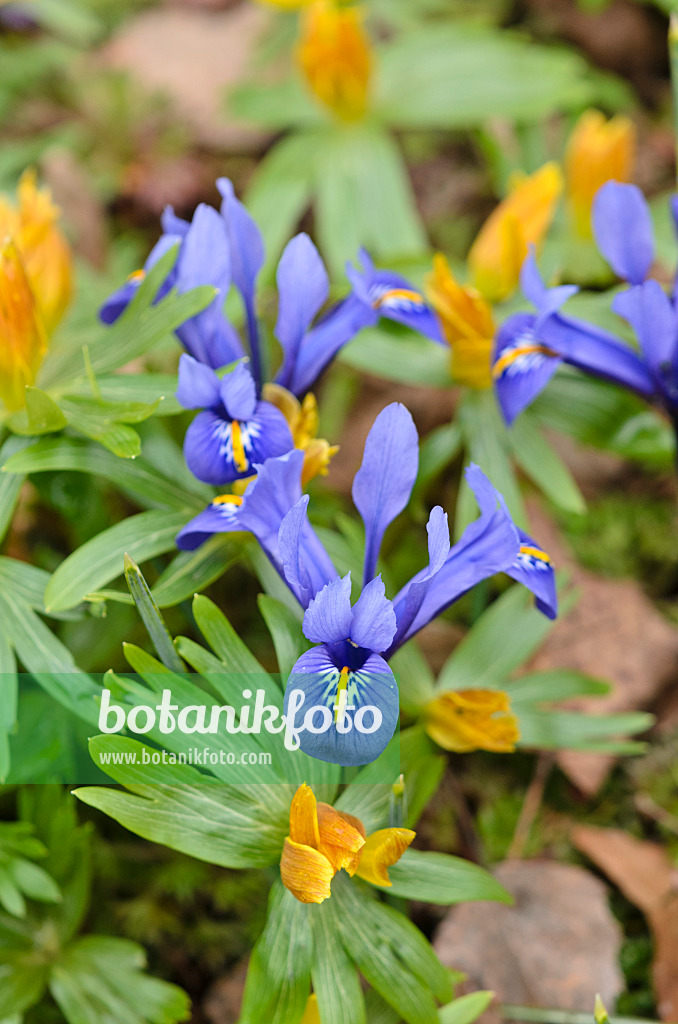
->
211, 418, 262, 469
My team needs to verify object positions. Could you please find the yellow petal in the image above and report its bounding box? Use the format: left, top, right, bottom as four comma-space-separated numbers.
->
280, 837, 334, 903
263, 383, 338, 484
468, 162, 563, 302
301, 994, 322, 1024
289, 783, 321, 848
425, 253, 495, 389
355, 827, 416, 887
317, 802, 365, 875
0, 239, 48, 412
297, 0, 372, 122
424, 689, 520, 754
565, 109, 636, 238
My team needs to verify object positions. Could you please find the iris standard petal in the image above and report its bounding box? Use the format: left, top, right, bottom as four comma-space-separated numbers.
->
367, 270, 445, 344
217, 177, 265, 303
219, 362, 257, 420
161, 205, 190, 237
352, 402, 419, 585
303, 574, 354, 645
176, 203, 231, 294
175, 353, 220, 410
349, 575, 397, 653
275, 233, 330, 389
426, 506, 450, 575
283, 648, 399, 766
504, 529, 557, 620
354, 827, 415, 887
593, 181, 654, 285
175, 495, 244, 551
176, 301, 245, 370
280, 837, 334, 904
493, 313, 563, 425
612, 281, 677, 380
279, 496, 337, 608
519, 250, 579, 330
285, 294, 378, 396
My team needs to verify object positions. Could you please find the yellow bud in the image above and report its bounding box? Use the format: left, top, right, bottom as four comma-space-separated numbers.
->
424, 689, 520, 754
301, 995, 322, 1024
0, 240, 48, 412
565, 109, 636, 238
425, 254, 495, 389
263, 383, 338, 484
297, 0, 372, 121
468, 163, 563, 303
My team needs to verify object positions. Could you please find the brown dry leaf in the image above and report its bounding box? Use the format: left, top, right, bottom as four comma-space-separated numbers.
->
572, 825, 678, 1022
434, 860, 624, 1012
526, 502, 678, 796
101, 4, 272, 152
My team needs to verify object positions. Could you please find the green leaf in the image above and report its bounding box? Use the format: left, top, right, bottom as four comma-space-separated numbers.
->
239, 883, 313, 1024
457, 389, 526, 532
517, 710, 653, 753
258, 595, 308, 679
376, 26, 625, 129
65, 374, 182, 415
509, 414, 585, 515
508, 670, 609, 705
124, 555, 185, 672
192, 594, 265, 675
228, 77, 319, 130
416, 422, 462, 489
439, 992, 495, 1024
341, 326, 449, 388
74, 751, 291, 868
436, 585, 562, 694
152, 536, 241, 607
311, 900, 366, 1024
0, 964, 47, 1017
49, 936, 191, 1024
0, 436, 29, 545
383, 849, 511, 905
3, 438, 207, 512
44, 509, 190, 613
7, 857, 61, 903
9, 386, 68, 436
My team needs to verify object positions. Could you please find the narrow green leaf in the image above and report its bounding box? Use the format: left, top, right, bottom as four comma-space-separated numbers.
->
152, 537, 241, 607
383, 849, 512, 905
192, 594, 265, 675
439, 992, 495, 1024
124, 555, 185, 672
9, 387, 67, 435
509, 414, 586, 515
258, 595, 308, 679
311, 900, 366, 1024
44, 510, 189, 613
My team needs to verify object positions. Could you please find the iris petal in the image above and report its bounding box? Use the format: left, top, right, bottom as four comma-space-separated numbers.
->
593, 181, 654, 285
349, 575, 397, 652
303, 574, 354, 645
176, 353, 220, 410
276, 233, 330, 389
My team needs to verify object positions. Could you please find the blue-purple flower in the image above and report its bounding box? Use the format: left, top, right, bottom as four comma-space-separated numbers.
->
176, 357, 293, 485
492, 181, 674, 425
176, 403, 557, 766
101, 180, 442, 398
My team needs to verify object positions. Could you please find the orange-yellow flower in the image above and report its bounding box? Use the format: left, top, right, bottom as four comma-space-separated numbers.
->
425, 254, 495, 389
301, 995, 322, 1024
263, 384, 338, 486
0, 169, 73, 335
565, 109, 636, 239
297, 0, 372, 122
468, 163, 563, 303
0, 240, 49, 412
280, 783, 415, 903
424, 689, 519, 754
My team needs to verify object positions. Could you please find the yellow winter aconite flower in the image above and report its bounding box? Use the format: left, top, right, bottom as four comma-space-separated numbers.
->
263, 384, 338, 486
424, 689, 520, 754
565, 109, 636, 239
297, 0, 372, 121
425, 254, 495, 389
301, 995, 322, 1024
0, 240, 49, 412
0, 169, 73, 334
280, 783, 415, 903
468, 162, 563, 303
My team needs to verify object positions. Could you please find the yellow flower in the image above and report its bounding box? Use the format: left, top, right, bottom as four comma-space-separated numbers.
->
280, 783, 415, 903
263, 384, 338, 486
301, 995, 322, 1024
0, 169, 73, 334
425, 254, 495, 389
565, 109, 636, 239
424, 689, 520, 754
468, 162, 563, 303
297, 0, 372, 122
0, 240, 49, 412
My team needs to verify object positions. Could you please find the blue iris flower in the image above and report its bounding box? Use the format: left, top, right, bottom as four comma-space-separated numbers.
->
175, 357, 293, 485
101, 180, 443, 397
492, 180, 677, 425
176, 403, 557, 766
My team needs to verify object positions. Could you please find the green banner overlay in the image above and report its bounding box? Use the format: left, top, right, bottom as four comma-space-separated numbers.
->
1, 674, 401, 785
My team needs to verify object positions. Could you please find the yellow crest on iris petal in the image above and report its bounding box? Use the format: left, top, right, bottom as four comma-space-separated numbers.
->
468, 162, 563, 303
565, 109, 636, 238
297, 0, 372, 122
424, 688, 520, 754
0, 240, 49, 413
280, 783, 414, 903
425, 254, 495, 389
